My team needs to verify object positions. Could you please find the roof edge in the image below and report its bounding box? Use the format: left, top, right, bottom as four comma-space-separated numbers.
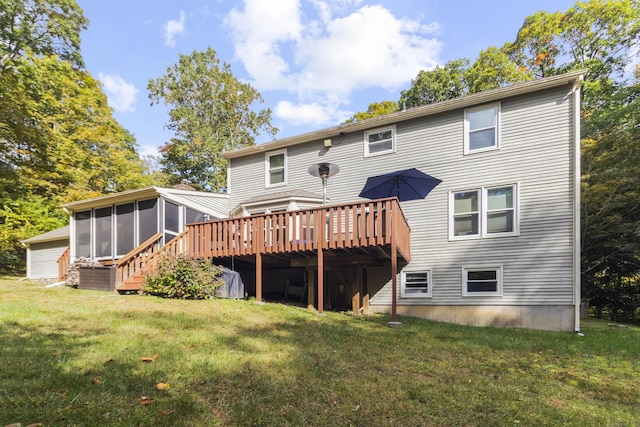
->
224, 70, 586, 159
62, 186, 228, 211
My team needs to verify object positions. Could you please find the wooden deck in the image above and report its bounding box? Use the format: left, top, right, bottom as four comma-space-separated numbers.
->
104, 198, 411, 317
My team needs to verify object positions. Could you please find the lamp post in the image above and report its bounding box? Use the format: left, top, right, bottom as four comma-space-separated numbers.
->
308, 162, 340, 205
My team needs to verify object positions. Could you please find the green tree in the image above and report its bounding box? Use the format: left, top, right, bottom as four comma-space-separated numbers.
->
466, 46, 532, 93
342, 101, 399, 124
580, 68, 640, 322
1, 55, 151, 201
148, 47, 277, 191
398, 59, 470, 109
0, 0, 88, 72
0, 56, 152, 272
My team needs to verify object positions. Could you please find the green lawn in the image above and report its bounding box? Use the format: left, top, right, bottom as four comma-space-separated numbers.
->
1, 278, 638, 426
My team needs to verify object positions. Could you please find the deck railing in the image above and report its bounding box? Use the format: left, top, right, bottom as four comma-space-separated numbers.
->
112, 197, 410, 290
188, 197, 411, 261
57, 246, 71, 281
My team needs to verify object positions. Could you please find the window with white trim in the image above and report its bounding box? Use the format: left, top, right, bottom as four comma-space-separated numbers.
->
462, 266, 502, 296
450, 184, 517, 239
464, 103, 499, 154
266, 149, 287, 187
364, 126, 395, 157
401, 270, 431, 298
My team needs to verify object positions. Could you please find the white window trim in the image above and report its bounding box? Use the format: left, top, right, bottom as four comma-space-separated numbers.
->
464, 103, 500, 155
364, 125, 396, 157
449, 183, 519, 240
462, 266, 503, 297
401, 270, 432, 298
265, 148, 287, 188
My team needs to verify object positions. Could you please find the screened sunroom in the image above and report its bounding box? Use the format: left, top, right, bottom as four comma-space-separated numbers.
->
63, 186, 229, 263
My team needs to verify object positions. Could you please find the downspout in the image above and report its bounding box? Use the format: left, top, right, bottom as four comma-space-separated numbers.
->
573, 76, 583, 332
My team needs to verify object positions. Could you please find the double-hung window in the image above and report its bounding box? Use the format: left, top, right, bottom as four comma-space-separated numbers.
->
462, 266, 502, 296
401, 271, 431, 298
464, 103, 500, 154
450, 184, 517, 239
364, 125, 395, 157
266, 149, 287, 187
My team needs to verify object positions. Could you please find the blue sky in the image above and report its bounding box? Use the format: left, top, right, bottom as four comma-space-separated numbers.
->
77, 0, 577, 158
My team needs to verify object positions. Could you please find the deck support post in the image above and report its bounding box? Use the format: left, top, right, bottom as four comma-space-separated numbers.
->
307, 267, 316, 309
317, 248, 324, 314
256, 251, 262, 303
389, 203, 401, 328
255, 216, 264, 303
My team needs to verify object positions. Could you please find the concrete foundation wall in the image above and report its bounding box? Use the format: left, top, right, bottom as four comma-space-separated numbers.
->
370, 304, 576, 332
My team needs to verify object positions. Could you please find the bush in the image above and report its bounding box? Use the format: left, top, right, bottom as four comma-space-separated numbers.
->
142, 255, 224, 299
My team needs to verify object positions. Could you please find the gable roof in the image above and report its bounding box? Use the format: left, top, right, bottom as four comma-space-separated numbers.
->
62, 186, 229, 218
223, 70, 585, 160
21, 225, 70, 245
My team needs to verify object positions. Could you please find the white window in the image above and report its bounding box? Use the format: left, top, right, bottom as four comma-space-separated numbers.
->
266, 149, 287, 187
401, 271, 431, 298
364, 125, 396, 157
462, 266, 502, 296
450, 184, 517, 239
464, 103, 500, 154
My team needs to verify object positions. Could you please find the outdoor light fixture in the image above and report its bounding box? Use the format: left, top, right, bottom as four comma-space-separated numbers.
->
308, 162, 340, 205
323, 138, 332, 148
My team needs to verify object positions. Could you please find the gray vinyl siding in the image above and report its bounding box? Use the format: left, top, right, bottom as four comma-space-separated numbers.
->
228, 84, 576, 308
27, 240, 68, 280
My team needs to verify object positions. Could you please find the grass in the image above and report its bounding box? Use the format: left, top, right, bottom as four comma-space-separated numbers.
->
1, 277, 638, 426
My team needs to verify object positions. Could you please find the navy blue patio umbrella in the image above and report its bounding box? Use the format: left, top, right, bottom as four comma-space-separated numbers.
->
359, 168, 442, 202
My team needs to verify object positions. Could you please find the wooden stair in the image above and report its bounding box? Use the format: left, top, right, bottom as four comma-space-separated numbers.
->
114, 230, 191, 291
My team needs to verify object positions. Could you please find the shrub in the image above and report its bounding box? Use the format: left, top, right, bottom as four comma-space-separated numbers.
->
142, 255, 224, 299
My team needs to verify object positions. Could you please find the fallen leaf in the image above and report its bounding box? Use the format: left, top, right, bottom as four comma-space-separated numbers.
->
212, 408, 223, 418
91, 377, 102, 385
158, 410, 174, 417
58, 389, 68, 398
156, 382, 170, 390
139, 396, 156, 405
140, 354, 159, 363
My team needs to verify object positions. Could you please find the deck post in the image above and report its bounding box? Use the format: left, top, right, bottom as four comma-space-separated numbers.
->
389, 201, 401, 327
317, 209, 325, 314
255, 216, 264, 303
307, 267, 316, 309
256, 251, 262, 303
317, 249, 324, 314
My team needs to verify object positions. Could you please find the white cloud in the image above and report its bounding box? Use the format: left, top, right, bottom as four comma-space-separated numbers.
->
274, 100, 349, 126
98, 73, 138, 113
225, 1, 442, 128
139, 144, 161, 159
164, 11, 186, 47
226, 0, 302, 88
